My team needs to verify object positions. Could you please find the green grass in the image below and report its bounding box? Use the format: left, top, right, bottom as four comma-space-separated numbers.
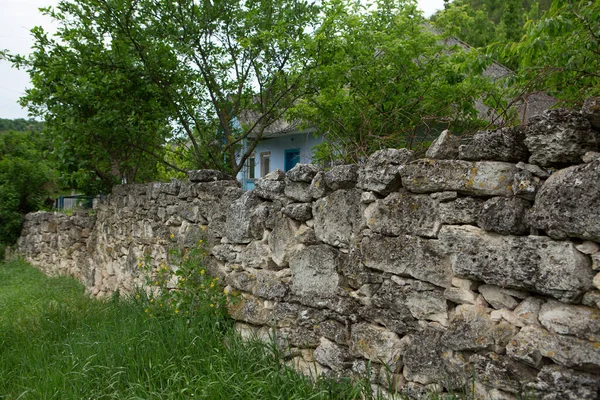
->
0, 259, 369, 399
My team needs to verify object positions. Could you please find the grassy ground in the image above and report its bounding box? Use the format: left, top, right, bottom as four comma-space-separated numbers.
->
0, 259, 369, 399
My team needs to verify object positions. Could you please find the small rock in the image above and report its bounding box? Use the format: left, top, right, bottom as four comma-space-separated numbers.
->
581, 96, 600, 129
478, 284, 520, 310
286, 164, 320, 183
444, 287, 477, 305
451, 277, 480, 291
426, 129, 460, 159
539, 300, 600, 341
582, 151, 600, 163
477, 197, 530, 235
324, 164, 359, 190
430, 191, 458, 202
187, 169, 234, 182
576, 241, 600, 255
515, 161, 551, 178
582, 291, 600, 309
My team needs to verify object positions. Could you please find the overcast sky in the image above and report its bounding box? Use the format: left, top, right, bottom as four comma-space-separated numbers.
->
0, 0, 446, 119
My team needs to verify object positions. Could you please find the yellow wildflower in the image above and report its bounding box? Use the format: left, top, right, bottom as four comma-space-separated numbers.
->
200, 269, 205, 275
201, 225, 207, 231
145, 308, 149, 313
210, 304, 214, 308
136, 294, 141, 299
180, 277, 185, 282
150, 298, 154, 303
210, 282, 215, 288
175, 309, 179, 314
198, 239, 204, 244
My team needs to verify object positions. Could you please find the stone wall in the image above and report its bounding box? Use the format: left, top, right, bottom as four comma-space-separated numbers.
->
17, 100, 600, 399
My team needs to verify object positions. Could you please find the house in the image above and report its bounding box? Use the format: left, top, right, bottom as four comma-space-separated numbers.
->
235, 117, 323, 190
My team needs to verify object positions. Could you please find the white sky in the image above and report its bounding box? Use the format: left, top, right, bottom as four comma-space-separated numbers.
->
0, 0, 446, 119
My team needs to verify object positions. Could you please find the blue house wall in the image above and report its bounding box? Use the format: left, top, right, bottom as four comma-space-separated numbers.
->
237, 130, 322, 190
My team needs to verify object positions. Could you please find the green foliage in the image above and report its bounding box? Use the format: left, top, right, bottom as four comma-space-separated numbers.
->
0, 118, 44, 133
0, 258, 371, 399
499, 0, 600, 106
4, 0, 323, 184
139, 231, 231, 321
290, 0, 501, 164
0, 130, 57, 246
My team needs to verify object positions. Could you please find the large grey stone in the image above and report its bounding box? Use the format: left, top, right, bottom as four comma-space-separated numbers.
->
281, 203, 312, 221
477, 197, 530, 235
469, 353, 538, 394
364, 190, 441, 238
459, 127, 529, 162
268, 215, 301, 267
314, 337, 352, 371
528, 160, 600, 241
289, 244, 342, 299
526, 364, 600, 400
506, 325, 600, 371
439, 225, 593, 302
581, 96, 600, 129
401, 159, 517, 196
426, 129, 460, 160
254, 174, 286, 201
357, 148, 414, 195
443, 305, 518, 352
286, 164, 320, 183
438, 197, 484, 225
313, 189, 361, 248
227, 294, 273, 325
538, 300, 600, 342
284, 179, 312, 202
350, 322, 406, 371
403, 328, 451, 386
361, 234, 452, 288
324, 164, 359, 190
478, 284, 520, 310
524, 109, 600, 167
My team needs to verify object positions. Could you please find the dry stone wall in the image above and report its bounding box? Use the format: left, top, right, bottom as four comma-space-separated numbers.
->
17, 100, 600, 399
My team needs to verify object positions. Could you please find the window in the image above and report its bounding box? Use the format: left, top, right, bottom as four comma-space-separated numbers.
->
260, 152, 271, 177
246, 156, 255, 180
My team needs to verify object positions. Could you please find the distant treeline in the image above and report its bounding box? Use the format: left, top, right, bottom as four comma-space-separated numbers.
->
0, 118, 44, 133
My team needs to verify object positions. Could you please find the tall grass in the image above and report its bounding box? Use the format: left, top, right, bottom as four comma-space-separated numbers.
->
0, 259, 368, 399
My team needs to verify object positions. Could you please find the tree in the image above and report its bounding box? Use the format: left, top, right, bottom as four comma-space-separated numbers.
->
289, 0, 505, 164
500, 0, 600, 106
3, 0, 322, 192
0, 129, 57, 247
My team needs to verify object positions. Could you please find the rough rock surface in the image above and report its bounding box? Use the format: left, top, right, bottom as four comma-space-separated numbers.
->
286, 164, 320, 183
364, 190, 441, 238
439, 225, 593, 302
477, 197, 530, 235
581, 96, 600, 129
324, 164, 359, 190
187, 169, 235, 182
438, 197, 484, 225
357, 148, 413, 194
401, 159, 517, 196
524, 109, 600, 167
459, 127, 529, 162
529, 159, 600, 241
538, 300, 600, 342
425, 129, 460, 159
312, 189, 361, 248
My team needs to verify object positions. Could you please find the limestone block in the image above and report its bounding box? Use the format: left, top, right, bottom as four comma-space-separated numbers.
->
581, 96, 600, 129
361, 234, 452, 288
459, 127, 529, 163
524, 109, 600, 167
268, 215, 301, 267
254, 178, 286, 201
513, 297, 543, 326
357, 148, 414, 195
438, 197, 484, 225
477, 197, 530, 235
443, 305, 518, 353
401, 159, 517, 196
425, 129, 460, 160
281, 203, 312, 221
309, 171, 329, 199
225, 191, 266, 243
469, 353, 538, 394
439, 225, 594, 303
284, 179, 312, 202
403, 328, 448, 385
289, 244, 342, 299
538, 300, 600, 342
528, 160, 600, 241
478, 284, 520, 310
444, 287, 477, 305
506, 325, 600, 370
582, 291, 600, 309
313, 189, 361, 248
526, 365, 600, 400
576, 241, 600, 255
512, 170, 541, 200
364, 190, 441, 238
227, 293, 273, 325
187, 169, 235, 182
253, 269, 289, 300
349, 323, 407, 371
324, 164, 359, 190
451, 277, 480, 291
240, 241, 278, 270
286, 164, 319, 183
405, 290, 448, 325
313, 338, 352, 371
